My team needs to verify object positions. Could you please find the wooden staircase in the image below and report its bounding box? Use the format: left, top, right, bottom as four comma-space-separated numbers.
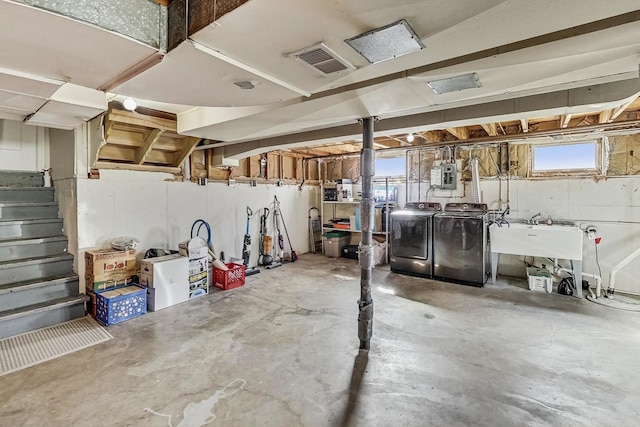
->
0, 170, 87, 339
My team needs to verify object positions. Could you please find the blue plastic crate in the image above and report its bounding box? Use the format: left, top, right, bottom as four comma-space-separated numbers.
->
96, 284, 147, 326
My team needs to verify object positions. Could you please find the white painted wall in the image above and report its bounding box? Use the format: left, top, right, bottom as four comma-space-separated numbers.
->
0, 119, 48, 171
75, 169, 319, 292
49, 128, 79, 271
419, 176, 640, 295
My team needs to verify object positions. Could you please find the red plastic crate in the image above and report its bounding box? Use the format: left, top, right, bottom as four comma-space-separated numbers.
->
212, 263, 246, 290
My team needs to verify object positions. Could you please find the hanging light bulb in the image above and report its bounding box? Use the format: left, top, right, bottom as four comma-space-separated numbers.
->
122, 97, 137, 111
406, 133, 415, 143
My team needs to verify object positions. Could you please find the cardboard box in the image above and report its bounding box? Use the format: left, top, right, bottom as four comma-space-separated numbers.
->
337, 183, 353, 201
85, 248, 136, 276
85, 275, 136, 292
188, 257, 208, 298
86, 290, 97, 319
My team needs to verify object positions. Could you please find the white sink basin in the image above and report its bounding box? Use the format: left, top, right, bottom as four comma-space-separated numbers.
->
490, 222, 583, 260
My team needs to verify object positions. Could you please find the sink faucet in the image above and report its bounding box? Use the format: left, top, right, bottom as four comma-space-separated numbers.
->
529, 212, 541, 225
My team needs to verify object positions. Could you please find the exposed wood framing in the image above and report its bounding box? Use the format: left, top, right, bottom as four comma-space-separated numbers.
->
446, 127, 469, 140
94, 161, 181, 175
107, 109, 177, 132
610, 96, 638, 122
599, 109, 613, 124
481, 123, 498, 136
135, 129, 164, 164
521, 119, 529, 133
561, 114, 572, 128
173, 137, 201, 167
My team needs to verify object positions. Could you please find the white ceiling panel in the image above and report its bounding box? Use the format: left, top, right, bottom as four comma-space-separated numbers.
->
0, 90, 46, 111
112, 42, 301, 107
0, 1, 158, 89
0, 68, 62, 98
0, 106, 28, 121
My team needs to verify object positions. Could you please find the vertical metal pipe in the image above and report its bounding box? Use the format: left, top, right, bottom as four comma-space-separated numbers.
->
358, 117, 375, 350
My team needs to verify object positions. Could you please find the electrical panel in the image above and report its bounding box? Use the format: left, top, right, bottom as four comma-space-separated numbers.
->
430, 163, 457, 190
441, 163, 457, 190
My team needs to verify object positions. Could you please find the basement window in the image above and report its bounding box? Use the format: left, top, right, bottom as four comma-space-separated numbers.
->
375, 157, 405, 177
531, 141, 599, 175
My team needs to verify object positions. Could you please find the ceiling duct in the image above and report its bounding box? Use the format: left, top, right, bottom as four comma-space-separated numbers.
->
345, 19, 424, 64
427, 73, 482, 94
288, 42, 355, 75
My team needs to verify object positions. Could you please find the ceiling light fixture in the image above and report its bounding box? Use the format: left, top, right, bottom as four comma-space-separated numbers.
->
190, 40, 311, 97
122, 97, 137, 111
345, 20, 424, 64
406, 133, 415, 143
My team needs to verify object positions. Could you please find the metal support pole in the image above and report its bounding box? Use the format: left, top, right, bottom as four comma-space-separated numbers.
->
358, 117, 375, 350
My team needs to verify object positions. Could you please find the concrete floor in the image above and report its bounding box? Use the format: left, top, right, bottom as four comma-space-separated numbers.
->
1, 254, 639, 426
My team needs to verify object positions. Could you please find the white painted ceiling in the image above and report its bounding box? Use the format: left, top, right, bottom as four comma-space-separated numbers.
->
1, 0, 640, 143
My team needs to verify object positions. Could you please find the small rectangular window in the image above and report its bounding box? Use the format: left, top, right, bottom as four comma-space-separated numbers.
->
532, 142, 597, 172
375, 157, 405, 177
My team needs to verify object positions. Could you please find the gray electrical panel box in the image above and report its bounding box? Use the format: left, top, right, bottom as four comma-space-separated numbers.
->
430, 163, 457, 190
441, 163, 457, 190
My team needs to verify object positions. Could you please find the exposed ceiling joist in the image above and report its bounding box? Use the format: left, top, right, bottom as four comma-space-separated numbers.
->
561, 114, 572, 128
446, 127, 470, 140
521, 119, 529, 133
480, 123, 498, 136
599, 109, 613, 124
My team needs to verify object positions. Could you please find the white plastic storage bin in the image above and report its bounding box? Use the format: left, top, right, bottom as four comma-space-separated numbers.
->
526, 267, 553, 293
322, 231, 351, 257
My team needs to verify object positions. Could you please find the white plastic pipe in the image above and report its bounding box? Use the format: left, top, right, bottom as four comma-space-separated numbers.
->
607, 246, 640, 298
553, 260, 602, 296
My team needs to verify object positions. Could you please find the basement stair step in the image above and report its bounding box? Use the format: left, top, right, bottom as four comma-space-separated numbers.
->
0, 295, 88, 340
0, 187, 54, 203
0, 218, 64, 240
0, 273, 80, 312
0, 170, 44, 188
0, 253, 74, 286
0, 236, 68, 262
0, 202, 59, 221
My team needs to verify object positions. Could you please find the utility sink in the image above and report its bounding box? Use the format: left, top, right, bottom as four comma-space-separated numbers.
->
490, 222, 583, 260
489, 222, 584, 297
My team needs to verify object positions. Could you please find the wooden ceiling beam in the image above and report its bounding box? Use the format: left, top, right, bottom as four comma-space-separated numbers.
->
480, 123, 498, 136
520, 119, 529, 133
135, 129, 164, 165
446, 126, 469, 140
598, 109, 613, 124
561, 114, 572, 129
418, 131, 444, 144
173, 137, 202, 167
610, 97, 638, 122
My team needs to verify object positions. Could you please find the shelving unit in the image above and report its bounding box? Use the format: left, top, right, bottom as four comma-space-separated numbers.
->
320, 178, 396, 263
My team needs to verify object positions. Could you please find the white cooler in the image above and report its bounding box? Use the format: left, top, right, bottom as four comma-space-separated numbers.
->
140, 254, 189, 311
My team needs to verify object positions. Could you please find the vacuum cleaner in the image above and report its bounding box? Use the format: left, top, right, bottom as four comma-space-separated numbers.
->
242, 206, 260, 276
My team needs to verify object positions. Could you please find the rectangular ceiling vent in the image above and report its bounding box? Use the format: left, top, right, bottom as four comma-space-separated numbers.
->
288, 43, 355, 76
427, 73, 482, 94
